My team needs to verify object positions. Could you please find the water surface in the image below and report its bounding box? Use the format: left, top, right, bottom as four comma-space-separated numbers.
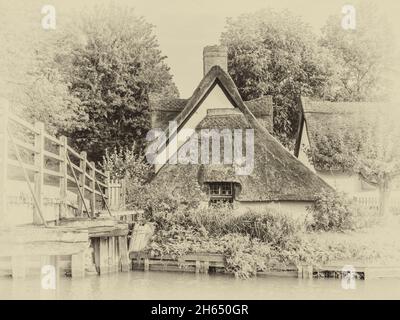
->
1, 271, 399, 299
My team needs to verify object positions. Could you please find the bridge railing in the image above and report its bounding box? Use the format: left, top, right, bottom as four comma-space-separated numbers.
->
0, 99, 124, 226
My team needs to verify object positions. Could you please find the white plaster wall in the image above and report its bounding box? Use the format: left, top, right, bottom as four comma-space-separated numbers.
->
318, 172, 362, 194
154, 84, 235, 171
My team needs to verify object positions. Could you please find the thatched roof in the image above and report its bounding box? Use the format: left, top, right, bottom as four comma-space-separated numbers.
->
151, 72, 332, 202
150, 98, 187, 112
296, 97, 400, 171
150, 88, 273, 132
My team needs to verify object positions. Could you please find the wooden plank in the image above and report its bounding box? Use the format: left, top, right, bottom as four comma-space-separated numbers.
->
302, 265, 313, 278
7, 159, 39, 172
59, 136, 68, 220
94, 168, 107, 177
78, 151, 87, 216
44, 133, 62, 146
8, 113, 39, 134
258, 270, 299, 278
43, 150, 63, 162
43, 168, 63, 177
202, 261, 210, 274
99, 237, 109, 274
13, 137, 39, 154
118, 236, 129, 272
183, 253, 225, 263
0, 225, 89, 244
91, 161, 96, 218
66, 145, 82, 161
69, 161, 83, 174
149, 265, 196, 273
33, 121, 45, 225
144, 258, 150, 271
105, 171, 111, 209
92, 238, 100, 274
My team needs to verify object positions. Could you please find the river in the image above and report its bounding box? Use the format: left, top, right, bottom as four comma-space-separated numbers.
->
1, 271, 400, 299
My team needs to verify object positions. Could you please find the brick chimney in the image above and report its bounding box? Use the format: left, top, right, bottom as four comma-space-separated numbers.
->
203, 45, 228, 75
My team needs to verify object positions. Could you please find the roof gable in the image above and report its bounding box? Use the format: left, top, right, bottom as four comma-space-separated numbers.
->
153, 111, 332, 201
296, 97, 400, 171
152, 66, 257, 171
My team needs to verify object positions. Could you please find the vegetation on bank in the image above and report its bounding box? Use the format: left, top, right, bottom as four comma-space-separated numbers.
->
142, 204, 392, 278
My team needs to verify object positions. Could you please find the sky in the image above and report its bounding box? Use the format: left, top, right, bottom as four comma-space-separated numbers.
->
2, 0, 400, 98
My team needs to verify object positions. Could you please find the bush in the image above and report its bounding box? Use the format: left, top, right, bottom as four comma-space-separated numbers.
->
307, 191, 355, 232
144, 207, 309, 278
223, 210, 302, 249
101, 144, 151, 181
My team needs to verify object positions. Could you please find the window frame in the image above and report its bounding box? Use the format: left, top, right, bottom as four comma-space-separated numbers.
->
208, 182, 234, 204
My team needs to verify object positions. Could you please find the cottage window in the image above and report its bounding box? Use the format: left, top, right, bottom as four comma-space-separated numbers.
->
208, 182, 234, 204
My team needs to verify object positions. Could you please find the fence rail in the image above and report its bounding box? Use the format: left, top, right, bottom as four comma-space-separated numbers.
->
0, 99, 125, 226
354, 193, 400, 215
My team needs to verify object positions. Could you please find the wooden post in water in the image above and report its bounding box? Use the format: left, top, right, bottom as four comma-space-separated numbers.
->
118, 236, 129, 272
99, 237, 109, 274
0, 99, 9, 225
59, 136, 68, 220
33, 121, 45, 225
144, 258, 150, 271
78, 151, 87, 217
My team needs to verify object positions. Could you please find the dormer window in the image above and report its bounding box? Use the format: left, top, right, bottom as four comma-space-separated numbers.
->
208, 182, 234, 204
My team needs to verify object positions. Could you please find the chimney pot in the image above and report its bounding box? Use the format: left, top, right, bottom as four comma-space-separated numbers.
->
203, 45, 228, 75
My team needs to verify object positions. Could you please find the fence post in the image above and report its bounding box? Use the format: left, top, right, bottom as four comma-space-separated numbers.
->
91, 161, 96, 218
121, 176, 127, 210
0, 99, 9, 225
105, 171, 110, 210
78, 151, 87, 217
59, 136, 68, 220
33, 121, 45, 225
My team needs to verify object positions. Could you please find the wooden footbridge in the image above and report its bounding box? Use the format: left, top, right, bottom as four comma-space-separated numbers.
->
0, 99, 135, 278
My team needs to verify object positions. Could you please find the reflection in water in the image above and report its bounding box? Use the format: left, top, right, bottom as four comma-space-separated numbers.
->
1, 271, 400, 299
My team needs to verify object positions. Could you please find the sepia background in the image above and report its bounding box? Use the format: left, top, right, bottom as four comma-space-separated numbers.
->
1, 0, 400, 300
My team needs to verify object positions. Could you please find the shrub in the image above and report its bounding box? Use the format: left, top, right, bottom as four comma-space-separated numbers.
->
144, 206, 309, 278
307, 191, 355, 232
101, 144, 151, 181
223, 210, 302, 248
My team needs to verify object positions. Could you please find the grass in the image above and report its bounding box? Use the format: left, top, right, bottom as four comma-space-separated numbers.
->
304, 216, 400, 266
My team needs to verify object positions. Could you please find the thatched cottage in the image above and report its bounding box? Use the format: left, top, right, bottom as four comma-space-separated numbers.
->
294, 97, 400, 195
148, 46, 331, 217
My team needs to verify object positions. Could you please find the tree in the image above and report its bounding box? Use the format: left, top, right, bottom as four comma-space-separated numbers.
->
0, 1, 83, 135
221, 8, 332, 148
308, 107, 400, 218
320, 1, 395, 102
357, 110, 400, 217
55, 4, 178, 162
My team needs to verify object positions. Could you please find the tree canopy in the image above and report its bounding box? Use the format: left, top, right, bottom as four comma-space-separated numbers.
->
1, 3, 178, 163
55, 5, 178, 162
221, 8, 332, 147
320, 2, 395, 102
221, 4, 397, 148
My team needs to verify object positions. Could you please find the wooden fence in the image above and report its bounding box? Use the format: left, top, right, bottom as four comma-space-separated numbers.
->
0, 99, 125, 226
354, 193, 400, 215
